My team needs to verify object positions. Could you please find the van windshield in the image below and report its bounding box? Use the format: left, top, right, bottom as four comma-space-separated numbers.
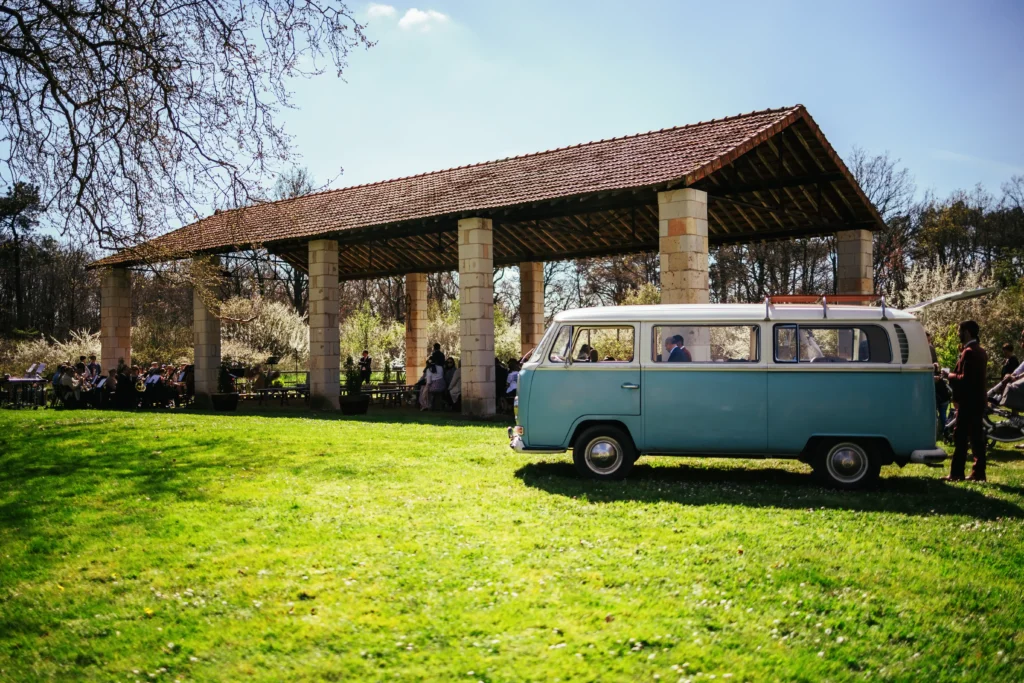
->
527, 322, 560, 365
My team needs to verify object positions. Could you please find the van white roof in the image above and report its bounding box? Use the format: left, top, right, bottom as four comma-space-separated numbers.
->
552, 303, 917, 324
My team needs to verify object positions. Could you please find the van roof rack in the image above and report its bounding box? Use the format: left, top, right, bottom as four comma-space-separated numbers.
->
763, 294, 888, 321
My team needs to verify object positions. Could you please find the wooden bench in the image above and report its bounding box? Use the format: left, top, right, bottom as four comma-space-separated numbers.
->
254, 386, 310, 406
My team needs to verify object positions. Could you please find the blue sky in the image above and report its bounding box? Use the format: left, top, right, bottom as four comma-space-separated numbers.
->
283, 0, 1024, 202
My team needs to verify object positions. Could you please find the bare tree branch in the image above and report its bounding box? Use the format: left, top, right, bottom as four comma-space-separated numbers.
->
0, 0, 371, 250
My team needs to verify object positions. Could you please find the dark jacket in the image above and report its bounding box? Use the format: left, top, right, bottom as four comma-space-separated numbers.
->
1001, 355, 1020, 378
667, 346, 692, 363
948, 341, 988, 413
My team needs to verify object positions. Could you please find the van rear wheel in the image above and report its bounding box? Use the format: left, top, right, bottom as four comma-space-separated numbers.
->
813, 440, 880, 490
573, 425, 635, 480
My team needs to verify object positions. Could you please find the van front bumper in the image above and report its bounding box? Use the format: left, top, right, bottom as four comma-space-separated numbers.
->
910, 448, 947, 464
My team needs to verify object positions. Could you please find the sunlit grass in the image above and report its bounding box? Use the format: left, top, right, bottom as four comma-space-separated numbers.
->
1, 408, 1022, 681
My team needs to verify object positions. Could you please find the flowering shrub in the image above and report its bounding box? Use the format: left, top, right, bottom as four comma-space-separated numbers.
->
221, 298, 308, 364
0, 329, 100, 374
898, 263, 1024, 380
425, 300, 520, 363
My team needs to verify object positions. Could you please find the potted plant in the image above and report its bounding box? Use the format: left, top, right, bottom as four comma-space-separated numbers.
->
211, 362, 239, 411
339, 356, 370, 415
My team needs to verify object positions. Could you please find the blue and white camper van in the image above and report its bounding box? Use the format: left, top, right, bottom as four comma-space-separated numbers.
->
508, 298, 946, 489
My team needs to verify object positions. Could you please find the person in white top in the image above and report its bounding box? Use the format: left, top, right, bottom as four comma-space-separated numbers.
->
420, 360, 445, 411
506, 359, 520, 396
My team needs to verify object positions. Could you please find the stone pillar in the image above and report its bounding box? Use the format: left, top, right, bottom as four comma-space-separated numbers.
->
520, 261, 545, 358
193, 264, 221, 407
405, 273, 428, 384
100, 268, 132, 373
836, 229, 874, 295
308, 239, 340, 410
658, 188, 709, 304
459, 217, 495, 417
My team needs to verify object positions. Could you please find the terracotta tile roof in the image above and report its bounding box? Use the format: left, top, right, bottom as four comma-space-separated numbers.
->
93, 104, 855, 268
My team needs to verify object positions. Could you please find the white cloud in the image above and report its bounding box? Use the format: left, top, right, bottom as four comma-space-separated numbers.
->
367, 3, 397, 19
397, 8, 449, 31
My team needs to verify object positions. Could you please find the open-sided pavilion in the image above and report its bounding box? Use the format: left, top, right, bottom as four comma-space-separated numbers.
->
91, 104, 883, 415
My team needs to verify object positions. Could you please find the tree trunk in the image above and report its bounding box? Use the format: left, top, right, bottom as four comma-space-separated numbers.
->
12, 231, 24, 328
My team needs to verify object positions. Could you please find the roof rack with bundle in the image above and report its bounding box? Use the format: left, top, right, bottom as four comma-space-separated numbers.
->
763, 294, 888, 321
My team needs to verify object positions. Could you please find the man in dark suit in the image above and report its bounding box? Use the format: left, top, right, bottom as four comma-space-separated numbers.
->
943, 320, 988, 482
429, 343, 446, 367
358, 350, 373, 386
666, 334, 692, 363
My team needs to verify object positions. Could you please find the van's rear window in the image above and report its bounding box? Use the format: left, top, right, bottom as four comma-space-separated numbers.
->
774, 324, 892, 363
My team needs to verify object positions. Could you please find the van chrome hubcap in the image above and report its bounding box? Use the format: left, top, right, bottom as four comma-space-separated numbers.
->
826, 443, 868, 483
585, 437, 623, 474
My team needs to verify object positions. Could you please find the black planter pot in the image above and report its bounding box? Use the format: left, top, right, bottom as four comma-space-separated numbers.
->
211, 392, 239, 412
340, 394, 370, 415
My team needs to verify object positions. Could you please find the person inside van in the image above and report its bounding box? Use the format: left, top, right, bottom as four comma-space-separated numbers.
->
665, 334, 692, 362
576, 344, 592, 362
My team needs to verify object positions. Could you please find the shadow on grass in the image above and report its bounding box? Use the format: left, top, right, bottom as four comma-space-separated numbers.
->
0, 419, 324, 579
515, 460, 1024, 519
183, 403, 513, 427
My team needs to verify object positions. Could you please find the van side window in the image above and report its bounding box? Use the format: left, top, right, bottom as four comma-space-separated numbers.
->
570, 327, 635, 363
548, 326, 572, 363
651, 325, 759, 363
773, 324, 893, 363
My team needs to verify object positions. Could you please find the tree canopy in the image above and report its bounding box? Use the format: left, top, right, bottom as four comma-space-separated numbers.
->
0, 0, 370, 248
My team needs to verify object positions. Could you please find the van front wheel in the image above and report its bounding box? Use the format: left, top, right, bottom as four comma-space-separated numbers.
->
573, 426, 635, 480
813, 440, 880, 490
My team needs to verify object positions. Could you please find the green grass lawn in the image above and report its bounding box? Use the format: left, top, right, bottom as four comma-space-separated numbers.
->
1, 408, 1023, 682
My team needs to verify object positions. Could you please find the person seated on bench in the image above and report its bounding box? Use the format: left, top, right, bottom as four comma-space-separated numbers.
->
143, 369, 164, 407
61, 364, 83, 406
989, 329, 1024, 411
101, 369, 118, 407
448, 360, 461, 411
443, 357, 456, 387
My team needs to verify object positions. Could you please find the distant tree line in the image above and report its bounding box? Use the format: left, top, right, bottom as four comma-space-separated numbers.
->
2, 156, 1023, 346
0, 184, 98, 338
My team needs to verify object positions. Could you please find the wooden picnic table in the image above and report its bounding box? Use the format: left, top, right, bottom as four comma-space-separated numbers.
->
361, 383, 414, 407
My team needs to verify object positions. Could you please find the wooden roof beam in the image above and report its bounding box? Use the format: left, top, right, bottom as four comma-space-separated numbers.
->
710, 220, 877, 246
709, 170, 844, 196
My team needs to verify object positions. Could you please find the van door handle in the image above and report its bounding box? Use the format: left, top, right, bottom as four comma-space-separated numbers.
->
621, 383, 640, 390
